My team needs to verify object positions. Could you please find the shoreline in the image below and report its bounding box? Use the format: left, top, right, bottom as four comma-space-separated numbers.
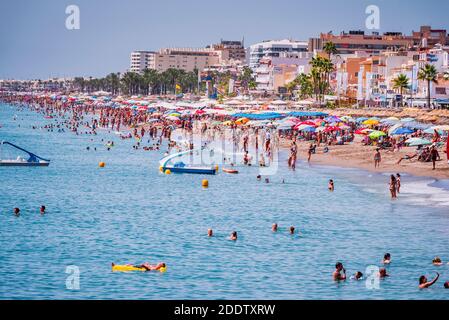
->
279, 137, 449, 181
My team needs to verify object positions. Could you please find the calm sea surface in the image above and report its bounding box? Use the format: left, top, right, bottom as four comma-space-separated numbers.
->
1, 103, 449, 300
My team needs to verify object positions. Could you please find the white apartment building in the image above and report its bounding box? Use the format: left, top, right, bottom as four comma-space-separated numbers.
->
249, 39, 308, 70
130, 51, 156, 73
254, 52, 313, 92
130, 48, 223, 74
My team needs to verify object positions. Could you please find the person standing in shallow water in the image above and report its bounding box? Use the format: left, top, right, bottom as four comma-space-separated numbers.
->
374, 148, 381, 168
396, 174, 401, 194
333, 262, 346, 281
328, 179, 334, 192
389, 175, 397, 199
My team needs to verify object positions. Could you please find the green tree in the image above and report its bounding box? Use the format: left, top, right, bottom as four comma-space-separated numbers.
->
238, 66, 256, 92
323, 41, 338, 59
418, 64, 438, 108
392, 74, 410, 107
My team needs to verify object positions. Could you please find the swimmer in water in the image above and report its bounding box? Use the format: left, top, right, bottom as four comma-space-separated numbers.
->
265, 178, 270, 183
382, 253, 391, 264
229, 231, 238, 241
14, 207, 20, 217
126, 262, 166, 271
289, 226, 295, 235
272, 223, 278, 232
351, 271, 363, 280
257, 175, 262, 181
328, 179, 334, 191
444, 281, 449, 289
419, 272, 439, 289
432, 257, 443, 266
333, 262, 347, 281
379, 268, 389, 278
207, 229, 213, 237
40, 206, 46, 215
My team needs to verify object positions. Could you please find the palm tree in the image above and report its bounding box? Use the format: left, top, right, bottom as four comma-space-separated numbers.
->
142, 69, 159, 95
238, 66, 255, 92
418, 64, 438, 108
73, 77, 85, 92
323, 42, 338, 59
392, 74, 410, 107
309, 56, 334, 103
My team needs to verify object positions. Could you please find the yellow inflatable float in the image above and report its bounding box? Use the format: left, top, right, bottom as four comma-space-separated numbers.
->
112, 264, 167, 273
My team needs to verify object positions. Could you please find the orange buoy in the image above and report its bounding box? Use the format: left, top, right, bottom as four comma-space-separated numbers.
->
99, 162, 106, 168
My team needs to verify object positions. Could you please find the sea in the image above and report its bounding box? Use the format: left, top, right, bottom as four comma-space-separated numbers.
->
1, 102, 448, 300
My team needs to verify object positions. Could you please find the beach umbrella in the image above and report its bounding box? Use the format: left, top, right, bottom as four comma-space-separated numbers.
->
301, 126, 316, 133
369, 130, 387, 139
340, 116, 355, 123
432, 125, 449, 131
168, 112, 181, 117
400, 117, 415, 122
355, 128, 373, 135
324, 126, 342, 133
325, 116, 342, 123
235, 117, 249, 125
363, 119, 380, 126
166, 116, 180, 121
294, 122, 316, 130
297, 120, 316, 126
391, 127, 415, 135
406, 138, 432, 146
386, 117, 400, 121
356, 117, 369, 123
424, 127, 443, 134
295, 124, 316, 131
222, 120, 234, 126
277, 124, 294, 130
403, 121, 430, 130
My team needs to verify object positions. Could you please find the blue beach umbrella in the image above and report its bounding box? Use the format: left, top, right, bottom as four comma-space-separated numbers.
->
356, 117, 369, 123
302, 126, 316, 133
391, 127, 415, 135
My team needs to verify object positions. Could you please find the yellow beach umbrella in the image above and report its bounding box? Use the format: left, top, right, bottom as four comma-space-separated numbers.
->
363, 119, 380, 126
222, 120, 234, 126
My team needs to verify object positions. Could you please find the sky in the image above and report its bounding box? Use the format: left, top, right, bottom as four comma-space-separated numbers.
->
0, 0, 448, 79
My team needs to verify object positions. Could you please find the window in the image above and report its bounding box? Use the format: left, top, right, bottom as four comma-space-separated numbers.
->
436, 87, 446, 95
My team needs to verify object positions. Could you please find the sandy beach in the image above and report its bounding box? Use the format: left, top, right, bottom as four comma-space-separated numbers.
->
281, 136, 449, 180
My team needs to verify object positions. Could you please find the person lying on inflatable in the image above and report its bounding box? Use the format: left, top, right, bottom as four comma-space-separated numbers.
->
112, 262, 166, 272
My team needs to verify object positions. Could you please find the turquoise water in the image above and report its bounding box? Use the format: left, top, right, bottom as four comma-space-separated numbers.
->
1, 103, 449, 300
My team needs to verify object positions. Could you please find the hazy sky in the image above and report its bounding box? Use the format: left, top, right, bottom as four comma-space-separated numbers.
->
0, 0, 448, 79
